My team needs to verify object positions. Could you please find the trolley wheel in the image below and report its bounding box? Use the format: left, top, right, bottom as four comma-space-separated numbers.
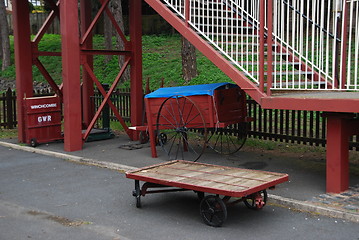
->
200, 195, 227, 227
156, 95, 207, 162
30, 138, 38, 148
207, 122, 247, 155
132, 180, 141, 208
243, 189, 268, 210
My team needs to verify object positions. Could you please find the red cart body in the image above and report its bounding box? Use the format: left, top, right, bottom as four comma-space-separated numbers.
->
145, 83, 248, 128
143, 83, 251, 159
24, 95, 62, 146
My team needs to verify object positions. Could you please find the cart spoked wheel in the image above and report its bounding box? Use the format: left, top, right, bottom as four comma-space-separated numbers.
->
156, 95, 207, 162
243, 189, 268, 210
132, 180, 141, 208
200, 195, 227, 227
207, 122, 247, 155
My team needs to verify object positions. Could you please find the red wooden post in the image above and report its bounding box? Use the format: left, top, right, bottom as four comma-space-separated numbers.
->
325, 113, 359, 193
340, 1, 349, 89
60, 0, 83, 151
80, 0, 95, 128
12, 0, 33, 142
145, 98, 158, 158
185, 0, 190, 27
266, 0, 273, 96
259, 0, 265, 93
129, 0, 143, 140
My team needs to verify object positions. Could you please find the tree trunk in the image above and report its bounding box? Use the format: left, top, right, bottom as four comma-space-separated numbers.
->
104, 13, 113, 63
0, 0, 11, 70
181, 36, 197, 83
110, 0, 130, 83
0, 32, 3, 61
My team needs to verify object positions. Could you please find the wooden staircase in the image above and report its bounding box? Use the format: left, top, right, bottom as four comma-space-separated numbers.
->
145, 0, 359, 113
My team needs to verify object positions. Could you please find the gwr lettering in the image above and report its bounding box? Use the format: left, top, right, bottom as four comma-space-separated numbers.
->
38, 115, 52, 123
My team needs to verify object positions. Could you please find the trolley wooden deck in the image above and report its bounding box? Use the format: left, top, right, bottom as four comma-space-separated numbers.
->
126, 160, 288, 227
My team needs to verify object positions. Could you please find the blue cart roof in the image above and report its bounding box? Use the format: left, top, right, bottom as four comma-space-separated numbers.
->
145, 82, 237, 98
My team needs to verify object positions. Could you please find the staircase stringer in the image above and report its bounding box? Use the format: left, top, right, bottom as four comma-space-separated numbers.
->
145, 0, 267, 103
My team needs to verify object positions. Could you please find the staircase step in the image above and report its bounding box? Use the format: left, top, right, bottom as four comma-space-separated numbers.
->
223, 52, 290, 56
199, 32, 258, 38
248, 71, 314, 77
266, 81, 324, 88
192, 16, 245, 21
212, 42, 277, 47
196, 23, 251, 29
234, 61, 301, 66
165, 4, 235, 15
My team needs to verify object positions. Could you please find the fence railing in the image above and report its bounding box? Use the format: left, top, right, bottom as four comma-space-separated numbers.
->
270, 0, 359, 90
1, 88, 358, 150
0, 88, 17, 129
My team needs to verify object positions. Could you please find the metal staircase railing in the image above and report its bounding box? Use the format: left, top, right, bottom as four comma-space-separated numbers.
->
161, 0, 359, 93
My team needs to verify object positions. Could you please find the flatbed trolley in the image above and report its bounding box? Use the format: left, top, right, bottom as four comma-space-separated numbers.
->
132, 82, 253, 161
126, 160, 289, 227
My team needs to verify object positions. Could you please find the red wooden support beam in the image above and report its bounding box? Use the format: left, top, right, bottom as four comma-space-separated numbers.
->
82, 61, 131, 140
80, 0, 110, 46
266, 0, 273, 96
33, 58, 63, 98
129, 0, 144, 140
325, 113, 358, 193
340, 2, 349, 89
259, 0, 265, 93
60, 0, 83, 151
33, 0, 60, 45
80, 0, 95, 128
145, 0, 266, 103
12, 0, 33, 143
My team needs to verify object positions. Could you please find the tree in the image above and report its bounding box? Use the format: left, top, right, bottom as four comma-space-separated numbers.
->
181, 36, 197, 83
103, 12, 113, 63
110, 0, 130, 82
0, 0, 11, 70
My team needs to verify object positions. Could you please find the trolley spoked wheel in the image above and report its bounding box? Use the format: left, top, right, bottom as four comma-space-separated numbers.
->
200, 195, 227, 227
132, 180, 141, 208
243, 189, 268, 210
207, 122, 248, 155
156, 95, 207, 162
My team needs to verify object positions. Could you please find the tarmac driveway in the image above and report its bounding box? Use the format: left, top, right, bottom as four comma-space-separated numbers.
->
0, 145, 358, 240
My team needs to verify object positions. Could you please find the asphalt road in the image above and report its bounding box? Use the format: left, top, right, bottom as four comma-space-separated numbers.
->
0, 146, 358, 240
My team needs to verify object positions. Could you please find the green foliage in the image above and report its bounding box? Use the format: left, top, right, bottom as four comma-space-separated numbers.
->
0, 129, 17, 139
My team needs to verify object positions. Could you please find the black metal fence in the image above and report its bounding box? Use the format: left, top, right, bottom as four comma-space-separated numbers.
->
0, 88, 16, 129
247, 99, 328, 146
2, 88, 358, 150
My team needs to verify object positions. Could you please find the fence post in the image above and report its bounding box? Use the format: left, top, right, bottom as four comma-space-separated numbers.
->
6, 88, 14, 129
